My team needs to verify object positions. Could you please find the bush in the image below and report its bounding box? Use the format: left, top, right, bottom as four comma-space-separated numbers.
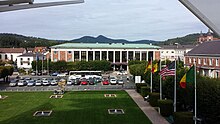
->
173, 112, 193, 124
140, 86, 150, 97
158, 99, 173, 117
149, 92, 160, 107
136, 83, 148, 93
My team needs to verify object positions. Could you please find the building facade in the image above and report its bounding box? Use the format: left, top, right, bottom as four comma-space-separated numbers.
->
50, 43, 161, 71
185, 40, 220, 78
0, 48, 26, 62
160, 44, 194, 61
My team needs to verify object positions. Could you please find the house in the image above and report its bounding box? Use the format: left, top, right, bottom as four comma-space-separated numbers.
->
184, 40, 220, 78
0, 48, 26, 62
17, 52, 45, 69
160, 44, 194, 61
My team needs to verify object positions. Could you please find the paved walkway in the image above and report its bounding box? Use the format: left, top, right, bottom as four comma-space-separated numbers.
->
126, 90, 170, 124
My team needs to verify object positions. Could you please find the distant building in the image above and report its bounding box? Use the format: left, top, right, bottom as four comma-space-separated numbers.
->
160, 44, 194, 61
197, 30, 219, 44
0, 48, 26, 62
50, 43, 161, 71
17, 53, 45, 69
185, 40, 220, 78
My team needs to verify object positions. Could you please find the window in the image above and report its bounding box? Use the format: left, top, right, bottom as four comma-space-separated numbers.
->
0, 54, 1, 59
209, 59, 212, 65
68, 51, 72, 54
193, 58, 196, 63
5, 54, 7, 59
11, 55, 13, 61
171, 51, 174, 53
216, 59, 219, 66
198, 58, 201, 64
54, 51, 57, 54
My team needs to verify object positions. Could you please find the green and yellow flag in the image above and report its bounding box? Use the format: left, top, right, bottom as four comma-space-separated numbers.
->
179, 65, 195, 88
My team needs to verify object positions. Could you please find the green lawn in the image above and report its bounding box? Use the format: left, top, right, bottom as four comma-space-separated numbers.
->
0, 91, 151, 124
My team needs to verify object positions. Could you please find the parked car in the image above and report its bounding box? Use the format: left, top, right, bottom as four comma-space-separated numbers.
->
89, 78, 95, 85
17, 80, 27, 86
118, 79, 124, 85
27, 80, 35, 86
51, 80, 58, 86
57, 73, 67, 77
81, 79, 88, 85
42, 80, 50, 86
35, 80, 42, 86
110, 79, 117, 85
51, 72, 59, 76
74, 78, 80, 85
102, 80, 109, 85
9, 79, 18, 87
67, 80, 73, 85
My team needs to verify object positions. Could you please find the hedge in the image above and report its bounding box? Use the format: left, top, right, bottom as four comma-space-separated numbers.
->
136, 83, 148, 93
140, 86, 150, 98
149, 92, 160, 107
158, 99, 173, 117
173, 112, 193, 124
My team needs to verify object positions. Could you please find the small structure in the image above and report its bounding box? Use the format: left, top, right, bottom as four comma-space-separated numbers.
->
50, 95, 63, 99
108, 109, 124, 114
33, 110, 52, 117
104, 94, 117, 97
0, 95, 8, 100
54, 90, 64, 95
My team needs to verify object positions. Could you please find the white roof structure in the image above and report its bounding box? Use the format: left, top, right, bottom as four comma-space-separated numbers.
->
179, 0, 220, 36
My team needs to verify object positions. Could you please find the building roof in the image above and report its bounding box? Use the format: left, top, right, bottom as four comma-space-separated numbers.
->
186, 40, 220, 56
161, 45, 195, 50
0, 48, 25, 53
17, 52, 44, 57
50, 43, 161, 49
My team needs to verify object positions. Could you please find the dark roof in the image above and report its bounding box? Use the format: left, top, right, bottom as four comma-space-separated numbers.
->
0, 48, 26, 53
18, 53, 44, 57
186, 40, 220, 56
161, 45, 195, 49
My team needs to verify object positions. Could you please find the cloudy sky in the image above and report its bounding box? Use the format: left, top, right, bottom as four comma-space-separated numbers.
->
0, 0, 207, 41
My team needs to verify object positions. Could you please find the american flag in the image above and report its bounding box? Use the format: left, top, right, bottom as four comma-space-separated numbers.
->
159, 61, 175, 77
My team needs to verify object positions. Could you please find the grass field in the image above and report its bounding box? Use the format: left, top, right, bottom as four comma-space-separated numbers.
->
0, 91, 151, 124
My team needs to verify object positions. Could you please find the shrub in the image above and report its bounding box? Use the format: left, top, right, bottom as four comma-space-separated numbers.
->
149, 92, 160, 107
173, 112, 193, 124
136, 83, 148, 93
158, 99, 173, 117
140, 86, 150, 97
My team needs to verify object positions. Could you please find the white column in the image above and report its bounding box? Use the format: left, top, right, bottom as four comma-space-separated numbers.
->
126, 51, 129, 62
107, 51, 109, 61
100, 51, 102, 60
147, 51, 149, 61
120, 51, 122, 63
113, 51, 115, 63
153, 51, 156, 60
133, 51, 135, 60
66, 51, 68, 61
93, 51, 95, 60
58, 51, 60, 61
72, 51, 74, 62
79, 51, 81, 61
51, 51, 53, 62
140, 51, 142, 61
86, 51, 88, 61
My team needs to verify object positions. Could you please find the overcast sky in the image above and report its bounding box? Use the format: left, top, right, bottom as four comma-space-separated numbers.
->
0, 0, 207, 41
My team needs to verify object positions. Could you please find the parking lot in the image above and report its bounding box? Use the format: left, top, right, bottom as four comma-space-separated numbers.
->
0, 72, 135, 92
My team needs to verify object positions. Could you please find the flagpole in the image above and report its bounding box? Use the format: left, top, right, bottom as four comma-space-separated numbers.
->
47, 56, 49, 75
42, 55, 44, 76
174, 59, 177, 112
150, 57, 153, 93
36, 55, 38, 75
194, 63, 197, 124
160, 59, 162, 99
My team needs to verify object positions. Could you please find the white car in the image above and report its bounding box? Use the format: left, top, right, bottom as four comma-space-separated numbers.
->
110, 79, 117, 85
35, 80, 42, 86
51, 80, 58, 86
42, 80, 50, 86
67, 80, 73, 85
118, 79, 124, 85
17, 80, 27, 86
57, 73, 67, 77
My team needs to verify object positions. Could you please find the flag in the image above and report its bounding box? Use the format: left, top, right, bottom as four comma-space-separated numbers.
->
159, 61, 175, 77
144, 60, 152, 74
179, 65, 195, 88
151, 61, 159, 73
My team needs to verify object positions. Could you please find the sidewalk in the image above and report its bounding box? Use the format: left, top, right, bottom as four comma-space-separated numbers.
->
126, 90, 170, 124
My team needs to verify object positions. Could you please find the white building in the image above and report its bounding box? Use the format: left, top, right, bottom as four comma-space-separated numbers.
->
50, 43, 161, 71
17, 53, 45, 69
0, 48, 26, 62
160, 44, 194, 61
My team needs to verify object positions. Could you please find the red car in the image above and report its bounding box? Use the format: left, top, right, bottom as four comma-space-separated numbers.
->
81, 81, 88, 85
102, 80, 109, 85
